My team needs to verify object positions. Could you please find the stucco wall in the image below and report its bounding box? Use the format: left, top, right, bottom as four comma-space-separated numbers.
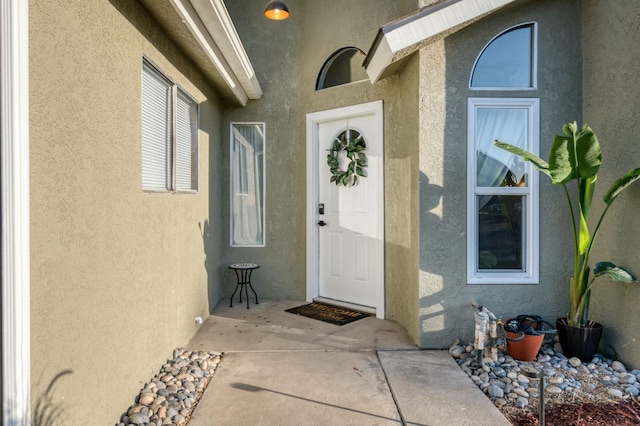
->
29, 0, 221, 421
385, 54, 421, 342
418, 0, 582, 348
220, 0, 305, 300
222, 0, 417, 318
582, 1, 640, 369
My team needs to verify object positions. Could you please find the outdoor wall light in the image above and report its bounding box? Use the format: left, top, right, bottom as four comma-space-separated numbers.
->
264, 0, 289, 20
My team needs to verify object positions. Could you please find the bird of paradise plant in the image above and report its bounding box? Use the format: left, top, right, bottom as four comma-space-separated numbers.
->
495, 121, 640, 328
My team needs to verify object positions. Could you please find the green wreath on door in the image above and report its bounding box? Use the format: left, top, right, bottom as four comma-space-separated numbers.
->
326, 137, 368, 187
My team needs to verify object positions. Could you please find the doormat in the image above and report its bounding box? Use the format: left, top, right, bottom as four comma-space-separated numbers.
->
285, 302, 370, 326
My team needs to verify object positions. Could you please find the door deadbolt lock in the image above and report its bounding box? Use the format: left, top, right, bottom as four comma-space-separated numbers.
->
318, 203, 325, 215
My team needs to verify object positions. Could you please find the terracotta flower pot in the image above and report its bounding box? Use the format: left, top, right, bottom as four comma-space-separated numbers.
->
505, 330, 544, 362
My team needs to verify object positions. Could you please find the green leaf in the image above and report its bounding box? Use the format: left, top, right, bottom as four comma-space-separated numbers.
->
579, 176, 596, 223
578, 208, 590, 255
574, 124, 602, 178
548, 135, 576, 183
493, 141, 552, 178
356, 168, 366, 177
603, 167, 640, 205
594, 262, 638, 283
479, 250, 498, 268
562, 121, 578, 136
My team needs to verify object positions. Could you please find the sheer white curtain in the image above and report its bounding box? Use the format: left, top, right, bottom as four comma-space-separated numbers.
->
476, 108, 527, 186
475, 108, 527, 209
232, 124, 264, 245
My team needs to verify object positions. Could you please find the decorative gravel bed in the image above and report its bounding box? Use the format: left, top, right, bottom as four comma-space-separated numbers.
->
117, 341, 640, 425
450, 339, 640, 425
116, 349, 221, 426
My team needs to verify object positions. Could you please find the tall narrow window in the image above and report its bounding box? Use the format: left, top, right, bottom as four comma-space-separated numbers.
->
470, 23, 537, 90
467, 98, 539, 284
231, 123, 265, 246
141, 59, 198, 192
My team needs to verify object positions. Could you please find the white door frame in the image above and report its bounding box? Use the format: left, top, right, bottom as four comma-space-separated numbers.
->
1, 0, 31, 424
305, 100, 384, 318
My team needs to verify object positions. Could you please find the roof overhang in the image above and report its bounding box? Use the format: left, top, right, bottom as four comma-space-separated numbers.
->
364, 0, 521, 83
140, 0, 262, 106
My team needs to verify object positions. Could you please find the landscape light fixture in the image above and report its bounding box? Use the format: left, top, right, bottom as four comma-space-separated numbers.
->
264, 0, 289, 20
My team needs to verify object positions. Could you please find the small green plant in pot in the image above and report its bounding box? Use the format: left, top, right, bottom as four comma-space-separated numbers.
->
495, 121, 640, 360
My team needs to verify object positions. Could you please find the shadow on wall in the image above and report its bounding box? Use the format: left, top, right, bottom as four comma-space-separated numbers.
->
199, 220, 222, 313
417, 171, 456, 346
33, 369, 73, 426
418, 160, 496, 348
200, 219, 250, 310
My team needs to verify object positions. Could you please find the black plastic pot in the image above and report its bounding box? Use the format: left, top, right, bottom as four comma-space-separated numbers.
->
556, 318, 603, 362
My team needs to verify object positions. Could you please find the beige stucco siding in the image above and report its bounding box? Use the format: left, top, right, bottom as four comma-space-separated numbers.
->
385, 54, 421, 343
582, 0, 640, 369
418, 0, 582, 348
30, 0, 222, 421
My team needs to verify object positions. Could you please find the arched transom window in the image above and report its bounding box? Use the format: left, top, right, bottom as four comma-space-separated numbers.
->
470, 23, 537, 90
316, 47, 368, 90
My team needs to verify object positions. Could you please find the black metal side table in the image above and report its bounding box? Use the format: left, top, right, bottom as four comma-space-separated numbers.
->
228, 263, 259, 309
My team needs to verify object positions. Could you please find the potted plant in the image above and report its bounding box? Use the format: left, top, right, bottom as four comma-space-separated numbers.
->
494, 121, 640, 361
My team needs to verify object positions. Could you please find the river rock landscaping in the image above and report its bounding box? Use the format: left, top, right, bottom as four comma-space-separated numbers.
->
116, 349, 221, 426
116, 340, 640, 425
450, 338, 640, 425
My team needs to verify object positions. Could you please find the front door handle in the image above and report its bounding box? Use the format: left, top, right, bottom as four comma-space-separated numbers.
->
318, 220, 327, 226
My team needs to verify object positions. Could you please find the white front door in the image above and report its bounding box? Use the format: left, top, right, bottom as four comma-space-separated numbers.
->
306, 101, 384, 317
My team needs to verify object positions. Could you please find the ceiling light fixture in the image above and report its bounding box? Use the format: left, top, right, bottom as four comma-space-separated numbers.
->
264, 0, 289, 20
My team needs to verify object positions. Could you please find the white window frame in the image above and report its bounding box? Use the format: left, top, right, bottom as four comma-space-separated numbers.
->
141, 58, 199, 193
467, 98, 539, 284
469, 22, 538, 91
230, 122, 266, 247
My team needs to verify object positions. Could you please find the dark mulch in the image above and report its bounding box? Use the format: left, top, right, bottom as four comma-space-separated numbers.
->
509, 399, 640, 425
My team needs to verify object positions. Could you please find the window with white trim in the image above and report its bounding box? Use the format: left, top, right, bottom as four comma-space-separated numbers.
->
230, 123, 265, 246
467, 98, 539, 283
141, 59, 198, 192
470, 23, 537, 90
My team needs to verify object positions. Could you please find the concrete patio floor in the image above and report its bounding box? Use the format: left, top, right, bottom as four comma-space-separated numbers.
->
185, 299, 511, 426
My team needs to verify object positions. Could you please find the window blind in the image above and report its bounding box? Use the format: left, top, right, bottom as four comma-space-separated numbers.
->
175, 90, 198, 191
141, 63, 172, 191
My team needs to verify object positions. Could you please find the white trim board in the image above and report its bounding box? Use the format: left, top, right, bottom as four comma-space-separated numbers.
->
168, 0, 263, 106
1, 0, 31, 423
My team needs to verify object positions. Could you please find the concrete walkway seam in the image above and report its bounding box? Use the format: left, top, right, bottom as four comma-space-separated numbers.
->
377, 349, 407, 426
